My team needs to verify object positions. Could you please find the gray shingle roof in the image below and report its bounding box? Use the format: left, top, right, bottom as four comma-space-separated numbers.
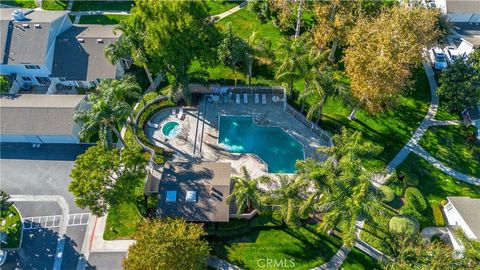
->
51, 25, 121, 81
448, 196, 480, 238
0, 94, 85, 136
3, 10, 70, 65
157, 162, 232, 222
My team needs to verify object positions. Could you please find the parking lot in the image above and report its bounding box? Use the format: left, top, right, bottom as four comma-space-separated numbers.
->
0, 143, 93, 269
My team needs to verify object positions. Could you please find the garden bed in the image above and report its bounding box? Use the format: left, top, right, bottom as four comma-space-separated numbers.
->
0, 205, 22, 249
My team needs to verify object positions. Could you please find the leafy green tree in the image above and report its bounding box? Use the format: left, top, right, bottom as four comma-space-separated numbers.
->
226, 166, 268, 216
344, 5, 444, 114
132, 0, 220, 104
68, 143, 146, 216
275, 37, 304, 96
0, 76, 10, 94
437, 58, 480, 114
105, 18, 155, 87
0, 190, 12, 214
388, 215, 419, 237
74, 75, 141, 148
123, 218, 210, 270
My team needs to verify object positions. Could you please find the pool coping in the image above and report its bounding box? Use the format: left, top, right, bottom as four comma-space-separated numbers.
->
160, 119, 182, 139
216, 114, 307, 174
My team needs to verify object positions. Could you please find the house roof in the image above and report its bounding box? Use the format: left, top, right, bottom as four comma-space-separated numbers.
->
3, 10, 69, 65
51, 25, 121, 81
157, 162, 232, 222
462, 106, 480, 122
0, 94, 85, 136
447, 197, 480, 238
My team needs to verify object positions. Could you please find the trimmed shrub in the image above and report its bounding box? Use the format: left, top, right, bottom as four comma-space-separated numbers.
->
432, 202, 445, 226
404, 187, 427, 212
379, 185, 395, 203
403, 173, 419, 187
389, 215, 419, 237
0, 75, 10, 93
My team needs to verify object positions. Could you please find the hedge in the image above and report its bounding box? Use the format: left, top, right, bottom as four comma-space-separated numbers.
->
432, 202, 445, 226
403, 173, 419, 187
388, 215, 419, 237
404, 187, 427, 212
379, 185, 395, 203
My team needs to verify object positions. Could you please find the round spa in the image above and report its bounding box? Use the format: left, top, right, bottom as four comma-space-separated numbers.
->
161, 121, 181, 138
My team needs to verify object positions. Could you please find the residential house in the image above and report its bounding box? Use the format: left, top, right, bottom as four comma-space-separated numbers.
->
461, 106, 480, 139
434, 0, 480, 22
452, 23, 480, 57
443, 197, 480, 252
0, 8, 127, 94
0, 94, 87, 143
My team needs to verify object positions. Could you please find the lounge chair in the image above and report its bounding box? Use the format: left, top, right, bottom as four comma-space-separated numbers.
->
178, 107, 184, 120
244, 93, 248, 104
236, 94, 240, 104
262, 94, 267, 104
147, 121, 159, 129
255, 93, 259, 104
172, 108, 176, 116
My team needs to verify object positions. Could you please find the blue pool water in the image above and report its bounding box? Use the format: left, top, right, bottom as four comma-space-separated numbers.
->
218, 116, 304, 173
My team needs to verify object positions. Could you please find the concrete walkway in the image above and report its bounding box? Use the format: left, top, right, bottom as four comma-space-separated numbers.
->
211, 1, 248, 21
383, 60, 480, 186
69, 10, 130, 16
208, 257, 243, 270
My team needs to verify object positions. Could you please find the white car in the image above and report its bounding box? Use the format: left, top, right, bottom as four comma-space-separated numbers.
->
430, 48, 448, 70
0, 250, 7, 266
444, 46, 460, 64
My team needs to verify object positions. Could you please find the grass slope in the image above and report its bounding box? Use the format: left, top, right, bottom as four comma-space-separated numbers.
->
341, 248, 381, 270
2, 0, 36, 8
78, 14, 128, 25
207, 0, 242, 15
41, 0, 68, 10
103, 201, 143, 240
419, 125, 480, 177
72, 0, 134, 11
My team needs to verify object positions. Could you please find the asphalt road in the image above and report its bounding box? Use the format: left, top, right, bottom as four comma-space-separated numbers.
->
0, 143, 94, 270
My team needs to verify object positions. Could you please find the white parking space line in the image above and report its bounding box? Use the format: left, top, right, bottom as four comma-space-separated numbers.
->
67, 213, 90, 226
23, 215, 62, 230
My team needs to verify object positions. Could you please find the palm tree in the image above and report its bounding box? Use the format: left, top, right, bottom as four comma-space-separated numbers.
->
297, 47, 329, 113
105, 18, 155, 88
243, 31, 272, 87
275, 38, 304, 97
305, 70, 349, 124
226, 166, 268, 216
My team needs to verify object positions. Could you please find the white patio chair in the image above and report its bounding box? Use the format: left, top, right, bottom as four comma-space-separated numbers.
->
147, 121, 159, 129
262, 94, 267, 105
236, 94, 240, 104
255, 93, 259, 104
244, 93, 248, 104
178, 107, 184, 120
172, 108, 176, 116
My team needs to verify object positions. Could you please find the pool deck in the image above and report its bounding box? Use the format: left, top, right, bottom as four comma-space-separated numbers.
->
147, 94, 330, 178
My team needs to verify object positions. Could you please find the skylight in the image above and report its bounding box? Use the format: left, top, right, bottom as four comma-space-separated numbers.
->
185, 191, 196, 202
166, 190, 177, 202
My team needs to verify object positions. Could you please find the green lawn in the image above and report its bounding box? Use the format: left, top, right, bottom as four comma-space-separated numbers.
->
419, 125, 480, 177
0, 205, 22, 249
359, 206, 396, 255
210, 216, 343, 270
2, 0, 36, 8
341, 248, 381, 270
207, 0, 242, 15
72, 0, 134, 11
41, 0, 68, 10
103, 201, 144, 240
78, 14, 129, 25
435, 102, 461, 121
310, 67, 431, 171
216, 8, 283, 50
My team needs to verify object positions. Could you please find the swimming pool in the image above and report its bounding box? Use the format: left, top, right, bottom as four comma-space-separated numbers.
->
218, 116, 304, 173
162, 121, 181, 138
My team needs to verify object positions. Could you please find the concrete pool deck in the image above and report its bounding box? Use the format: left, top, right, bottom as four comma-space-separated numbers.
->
146, 94, 330, 178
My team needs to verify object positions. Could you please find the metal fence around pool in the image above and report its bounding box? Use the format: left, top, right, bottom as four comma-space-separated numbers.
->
284, 103, 333, 146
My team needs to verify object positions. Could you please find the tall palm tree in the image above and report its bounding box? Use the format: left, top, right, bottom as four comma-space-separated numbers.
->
243, 31, 272, 87
105, 18, 155, 88
226, 166, 268, 216
297, 47, 329, 113
305, 70, 349, 124
275, 38, 304, 97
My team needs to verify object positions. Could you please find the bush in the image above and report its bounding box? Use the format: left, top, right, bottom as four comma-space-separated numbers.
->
134, 91, 160, 114
403, 173, 419, 187
0, 75, 10, 93
432, 202, 445, 226
379, 186, 395, 203
389, 215, 419, 237
404, 187, 427, 212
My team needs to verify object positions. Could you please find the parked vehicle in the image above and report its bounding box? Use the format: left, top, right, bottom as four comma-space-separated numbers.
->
430, 48, 448, 70
0, 250, 7, 266
444, 46, 460, 64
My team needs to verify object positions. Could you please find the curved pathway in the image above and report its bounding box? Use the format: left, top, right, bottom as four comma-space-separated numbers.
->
383, 60, 480, 185
211, 1, 248, 21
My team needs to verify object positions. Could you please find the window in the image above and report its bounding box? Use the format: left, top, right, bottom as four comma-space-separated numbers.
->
25, 65, 40, 69
445, 203, 453, 211
185, 191, 196, 202
166, 191, 177, 202
35, 77, 51, 85
21, 76, 31, 81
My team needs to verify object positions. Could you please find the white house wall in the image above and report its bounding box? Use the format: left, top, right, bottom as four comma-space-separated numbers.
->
444, 202, 477, 239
